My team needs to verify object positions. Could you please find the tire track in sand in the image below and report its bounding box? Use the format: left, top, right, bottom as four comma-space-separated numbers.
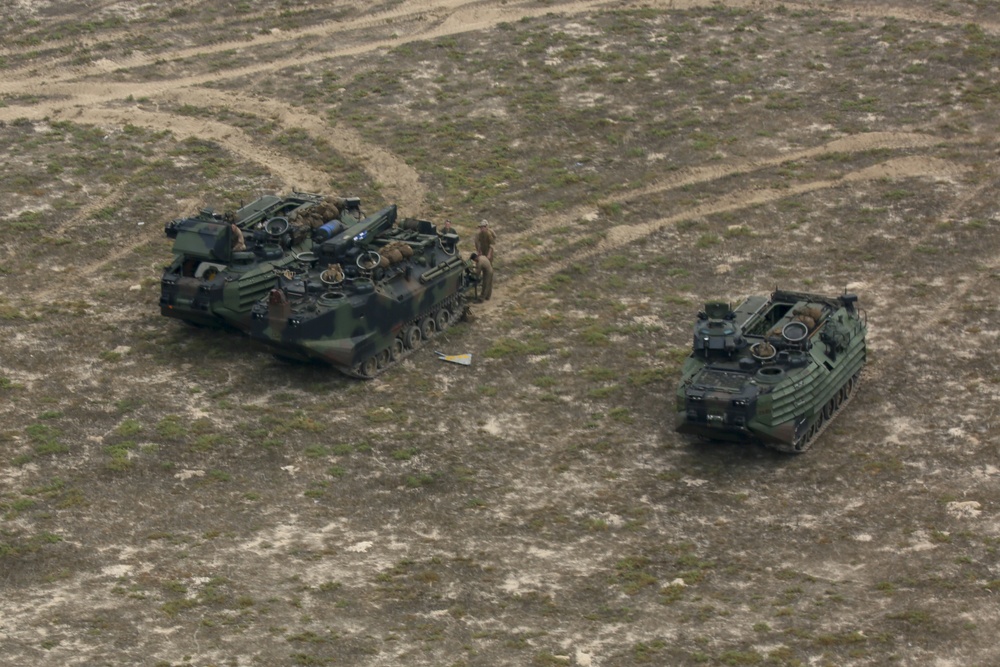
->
0, 0, 578, 97
2, 0, 992, 88
50, 187, 128, 238
30, 197, 203, 306
0, 0, 977, 213
852, 170, 999, 386
4, 0, 993, 118
5, 0, 607, 302
477, 156, 970, 319
0, 0, 614, 220
176, 88, 429, 212
640, 0, 1000, 33
0, 6, 435, 94
502, 131, 945, 251
0, 2, 292, 62
0, 0, 210, 59
67, 106, 333, 191
2, 0, 984, 305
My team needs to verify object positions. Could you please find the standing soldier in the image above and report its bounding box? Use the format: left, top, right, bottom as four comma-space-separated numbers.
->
469, 252, 493, 302
475, 220, 496, 263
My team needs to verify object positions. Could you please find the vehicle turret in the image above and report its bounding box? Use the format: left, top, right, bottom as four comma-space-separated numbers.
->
692, 301, 748, 358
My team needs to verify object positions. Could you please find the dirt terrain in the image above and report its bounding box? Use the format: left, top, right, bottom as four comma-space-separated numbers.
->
2, 1, 1000, 665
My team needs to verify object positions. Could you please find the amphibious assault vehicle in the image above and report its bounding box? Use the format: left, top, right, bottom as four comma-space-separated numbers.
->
248, 205, 473, 378
160, 192, 364, 329
675, 289, 867, 453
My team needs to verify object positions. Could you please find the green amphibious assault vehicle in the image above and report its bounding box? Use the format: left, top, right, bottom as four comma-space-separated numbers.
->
160, 192, 364, 329
675, 290, 867, 453
247, 205, 472, 378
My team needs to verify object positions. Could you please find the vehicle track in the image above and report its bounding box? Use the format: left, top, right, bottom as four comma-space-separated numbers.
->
27, 197, 202, 306
0, 0, 589, 98
642, 0, 1000, 33
0, 0, 261, 63
1, 0, 981, 213
501, 131, 945, 255
2, 0, 994, 102
69, 106, 333, 190
0, 5, 437, 94
51, 187, 128, 238
476, 155, 971, 320
773, 372, 864, 454
853, 164, 1000, 380
3, 0, 989, 317
5, 0, 997, 664
175, 88, 429, 213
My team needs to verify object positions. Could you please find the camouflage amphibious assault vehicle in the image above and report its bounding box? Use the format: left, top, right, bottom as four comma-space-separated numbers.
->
160, 192, 364, 329
248, 205, 472, 378
675, 290, 867, 453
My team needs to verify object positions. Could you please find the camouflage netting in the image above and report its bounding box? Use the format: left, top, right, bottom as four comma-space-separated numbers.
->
288, 197, 345, 229
286, 195, 347, 243
378, 240, 415, 268
765, 305, 824, 338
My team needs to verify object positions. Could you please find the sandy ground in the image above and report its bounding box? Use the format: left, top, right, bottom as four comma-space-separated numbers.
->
2, 1, 1000, 666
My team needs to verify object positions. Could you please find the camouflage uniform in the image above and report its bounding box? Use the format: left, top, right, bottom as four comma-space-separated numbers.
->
230, 223, 246, 252
475, 221, 496, 262
470, 253, 493, 301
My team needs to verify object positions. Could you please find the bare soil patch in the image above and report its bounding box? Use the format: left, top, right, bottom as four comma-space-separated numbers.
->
2, 2, 1000, 666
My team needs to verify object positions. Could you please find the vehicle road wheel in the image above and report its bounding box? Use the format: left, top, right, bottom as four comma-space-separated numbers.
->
403, 325, 421, 350
419, 316, 435, 340
835, 386, 846, 407
794, 423, 816, 452
435, 309, 451, 333
376, 349, 391, 369
390, 338, 405, 361
360, 356, 378, 378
